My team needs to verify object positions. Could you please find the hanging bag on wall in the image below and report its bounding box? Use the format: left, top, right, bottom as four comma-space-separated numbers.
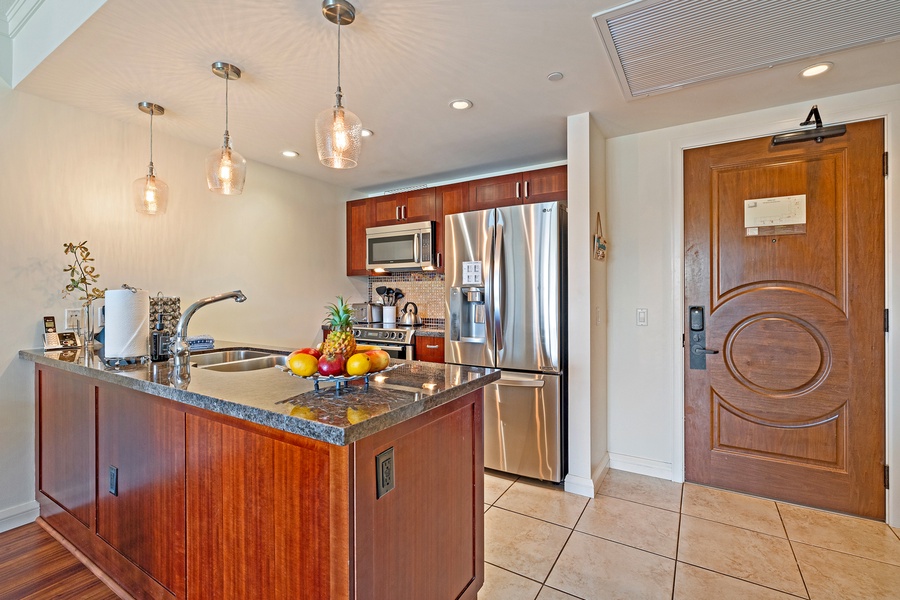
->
593, 212, 608, 261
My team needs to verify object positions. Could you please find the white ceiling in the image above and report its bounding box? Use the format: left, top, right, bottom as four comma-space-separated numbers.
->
11, 0, 900, 194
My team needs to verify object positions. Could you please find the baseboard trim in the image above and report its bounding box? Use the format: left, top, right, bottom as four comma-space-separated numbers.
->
608, 452, 675, 481
37, 518, 134, 600
0, 500, 39, 533
564, 453, 610, 497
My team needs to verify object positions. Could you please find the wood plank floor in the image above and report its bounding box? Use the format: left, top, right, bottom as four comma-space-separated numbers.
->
0, 522, 118, 600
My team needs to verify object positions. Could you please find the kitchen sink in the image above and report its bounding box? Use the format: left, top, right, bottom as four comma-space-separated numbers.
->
190, 350, 273, 367
201, 355, 288, 373
188, 349, 288, 372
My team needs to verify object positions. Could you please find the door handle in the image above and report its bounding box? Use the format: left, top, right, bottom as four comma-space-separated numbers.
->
493, 222, 504, 351
691, 346, 719, 355
494, 379, 545, 388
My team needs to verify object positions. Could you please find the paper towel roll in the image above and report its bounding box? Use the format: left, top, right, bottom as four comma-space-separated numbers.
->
104, 289, 150, 358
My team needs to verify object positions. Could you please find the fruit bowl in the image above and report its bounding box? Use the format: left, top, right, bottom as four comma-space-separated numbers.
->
281, 362, 402, 391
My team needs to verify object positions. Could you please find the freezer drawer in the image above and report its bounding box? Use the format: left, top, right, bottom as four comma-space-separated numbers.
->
484, 371, 562, 482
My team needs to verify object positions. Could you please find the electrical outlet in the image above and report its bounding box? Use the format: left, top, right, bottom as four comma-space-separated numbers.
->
65, 308, 80, 330
375, 447, 395, 498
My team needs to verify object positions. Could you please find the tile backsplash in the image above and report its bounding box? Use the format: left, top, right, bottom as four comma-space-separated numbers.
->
368, 273, 444, 325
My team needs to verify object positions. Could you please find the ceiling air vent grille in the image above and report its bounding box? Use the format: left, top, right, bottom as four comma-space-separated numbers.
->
594, 0, 900, 98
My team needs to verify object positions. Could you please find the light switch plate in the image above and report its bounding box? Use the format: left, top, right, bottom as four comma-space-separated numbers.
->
636, 308, 649, 326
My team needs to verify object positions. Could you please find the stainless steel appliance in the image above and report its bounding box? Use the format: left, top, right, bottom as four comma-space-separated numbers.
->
366, 221, 435, 271
445, 202, 566, 482
352, 325, 415, 360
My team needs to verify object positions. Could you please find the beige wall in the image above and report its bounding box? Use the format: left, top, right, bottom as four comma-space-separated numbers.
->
0, 83, 356, 530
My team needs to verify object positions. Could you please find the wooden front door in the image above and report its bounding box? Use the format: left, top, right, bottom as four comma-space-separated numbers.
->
684, 119, 885, 519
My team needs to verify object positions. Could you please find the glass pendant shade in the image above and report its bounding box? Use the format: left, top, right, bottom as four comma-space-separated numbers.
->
134, 102, 167, 215
315, 104, 362, 169
208, 62, 246, 194
133, 168, 169, 215
206, 136, 246, 194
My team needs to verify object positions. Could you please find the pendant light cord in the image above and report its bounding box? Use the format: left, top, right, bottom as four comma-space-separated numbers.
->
224, 68, 230, 136
335, 14, 343, 108
148, 109, 155, 175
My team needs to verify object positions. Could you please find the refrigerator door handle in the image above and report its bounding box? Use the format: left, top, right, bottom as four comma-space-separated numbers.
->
495, 379, 545, 388
493, 222, 504, 351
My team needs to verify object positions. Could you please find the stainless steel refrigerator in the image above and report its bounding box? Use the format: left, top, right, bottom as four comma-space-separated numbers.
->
444, 201, 566, 482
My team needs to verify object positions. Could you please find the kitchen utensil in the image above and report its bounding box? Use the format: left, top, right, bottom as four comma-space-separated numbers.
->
385, 288, 395, 305
375, 285, 387, 305
400, 302, 422, 326
394, 291, 404, 304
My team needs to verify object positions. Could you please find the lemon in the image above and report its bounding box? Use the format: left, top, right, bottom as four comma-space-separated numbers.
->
288, 353, 318, 377
346, 353, 371, 376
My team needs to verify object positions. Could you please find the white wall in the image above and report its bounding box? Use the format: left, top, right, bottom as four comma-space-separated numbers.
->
605, 83, 900, 525
564, 113, 608, 497
0, 83, 357, 531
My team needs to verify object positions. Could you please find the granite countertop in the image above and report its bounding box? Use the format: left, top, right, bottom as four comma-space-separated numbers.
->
19, 341, 495, 447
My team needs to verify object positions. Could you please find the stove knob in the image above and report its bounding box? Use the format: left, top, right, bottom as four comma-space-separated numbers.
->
353, 329, 360, 337
382, 332, 389, 339
394, 332, 402, 340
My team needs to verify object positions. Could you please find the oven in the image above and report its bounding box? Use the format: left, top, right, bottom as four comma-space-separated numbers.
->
352, 326, 416, 360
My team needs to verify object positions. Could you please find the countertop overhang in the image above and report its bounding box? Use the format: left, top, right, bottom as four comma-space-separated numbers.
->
20, 342, 497, 446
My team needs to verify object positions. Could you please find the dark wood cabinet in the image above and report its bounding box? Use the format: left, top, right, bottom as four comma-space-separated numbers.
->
468, 173, 522, 210
37, 367, 95, 529
415, 337, 445, 363
434, 183, 469, 273
523, 165, 567, 204
97, 385, 186, 597
347, 198, 370, 276
468, 167, 568, 211
370, 189, 437, 226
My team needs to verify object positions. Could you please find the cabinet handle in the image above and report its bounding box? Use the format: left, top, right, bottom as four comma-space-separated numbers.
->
402, 205, 407, 220
516, 181, 521, 199
426, 344, 439, 349
436, 252, 442, 268
395, 206, 400, 221
524, 181, 529, 198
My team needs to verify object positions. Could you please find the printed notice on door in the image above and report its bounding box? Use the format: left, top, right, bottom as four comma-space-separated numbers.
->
744, 194, 807, 237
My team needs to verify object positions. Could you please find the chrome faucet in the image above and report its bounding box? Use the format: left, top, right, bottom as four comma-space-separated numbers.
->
169, 290, 247, 387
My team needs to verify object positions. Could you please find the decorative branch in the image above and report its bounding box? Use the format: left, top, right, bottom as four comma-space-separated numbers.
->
62, 241, 106, 306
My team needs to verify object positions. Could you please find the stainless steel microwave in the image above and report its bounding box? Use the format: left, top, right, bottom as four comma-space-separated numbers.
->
366, 221, 435, 271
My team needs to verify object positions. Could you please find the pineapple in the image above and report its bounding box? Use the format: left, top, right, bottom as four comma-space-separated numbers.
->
322, 296, 357, 358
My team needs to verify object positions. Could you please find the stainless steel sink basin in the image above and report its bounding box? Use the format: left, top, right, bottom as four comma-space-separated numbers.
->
200, 355, 288, 372
190, 350, 272, 367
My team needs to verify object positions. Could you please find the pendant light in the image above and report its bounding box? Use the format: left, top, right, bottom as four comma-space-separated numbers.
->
315, 0, 362, 169
206, 61, 246, 194
133, 102, 169, 216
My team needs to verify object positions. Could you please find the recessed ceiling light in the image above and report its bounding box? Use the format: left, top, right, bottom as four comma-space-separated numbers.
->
547, 72, 564, 82
801, 62, 832, 77
282, 150, 299, 158
361, 128, 374, 137
449, 99, 473, 110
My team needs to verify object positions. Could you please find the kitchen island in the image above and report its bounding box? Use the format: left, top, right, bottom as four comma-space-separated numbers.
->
20, 343, 498, 600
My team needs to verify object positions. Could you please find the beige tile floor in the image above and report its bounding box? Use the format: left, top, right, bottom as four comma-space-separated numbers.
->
479, 468, 900, 599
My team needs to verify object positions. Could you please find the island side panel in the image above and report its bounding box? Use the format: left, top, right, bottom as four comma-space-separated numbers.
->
36, 366, 95, 529
186, 413, 351, 600
96, 384, 187, 598
353, 389, 485, 600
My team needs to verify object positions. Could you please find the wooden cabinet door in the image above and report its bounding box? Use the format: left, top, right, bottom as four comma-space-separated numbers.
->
97, 386, 186, 597
347, 198, 370, 276
353, 390, 484, 600
402, 188, 437, 223
370, 194, 403, 226
415, 337, 445, 363
37, 366, 95, 529
523, 166, 567, 204
435, 183, 468, 273
468, 173, 523, 210
186, 415, 350, 600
